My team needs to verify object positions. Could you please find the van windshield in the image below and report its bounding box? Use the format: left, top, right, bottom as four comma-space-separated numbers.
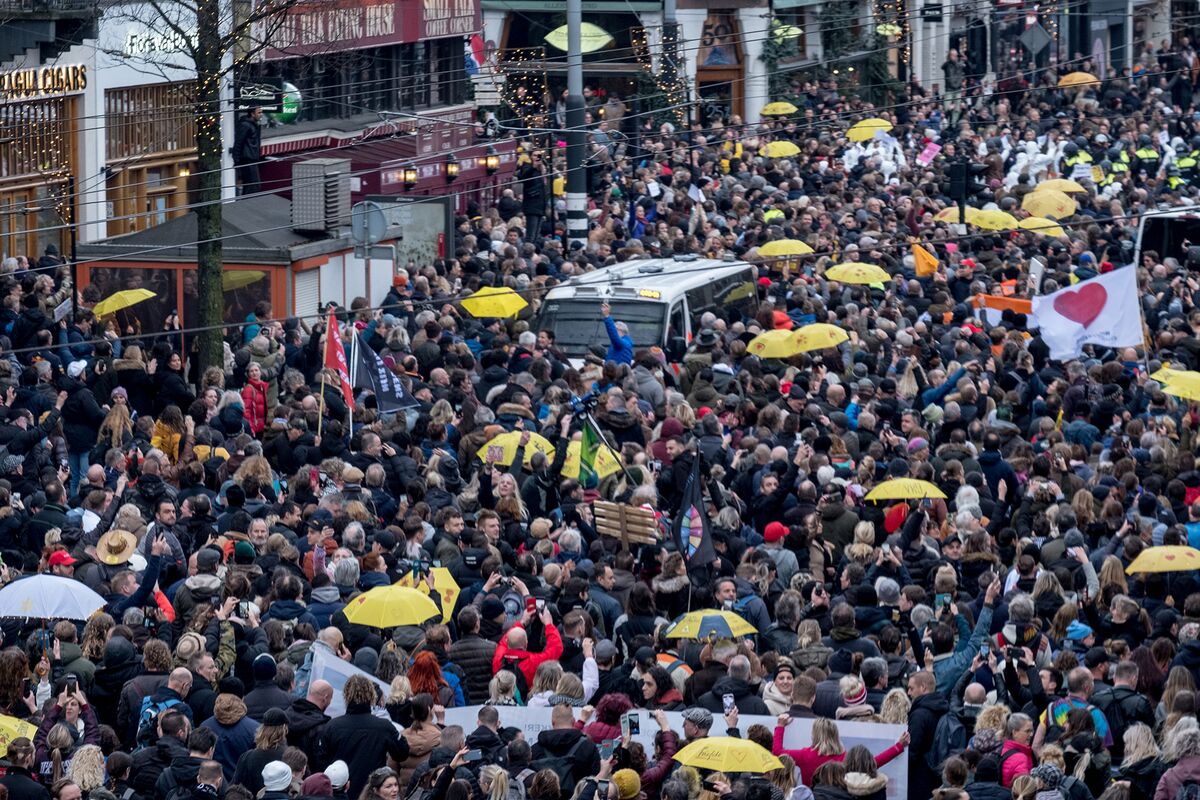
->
537, 299, 667, 357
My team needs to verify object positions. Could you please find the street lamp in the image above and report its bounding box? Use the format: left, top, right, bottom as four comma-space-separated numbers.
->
402, 164, 418, 190
485, 146, 500, 175
445, 154, 459, 183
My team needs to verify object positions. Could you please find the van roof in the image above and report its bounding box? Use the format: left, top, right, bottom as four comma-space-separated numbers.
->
545, 256, 753, 302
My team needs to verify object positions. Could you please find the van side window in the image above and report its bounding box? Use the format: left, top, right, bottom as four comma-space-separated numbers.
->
668, 302, 687, 343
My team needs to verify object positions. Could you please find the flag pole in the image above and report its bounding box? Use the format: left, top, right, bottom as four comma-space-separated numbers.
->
317, 372, 327, 439
584, 409, 640, 487
347, 331, 357, 445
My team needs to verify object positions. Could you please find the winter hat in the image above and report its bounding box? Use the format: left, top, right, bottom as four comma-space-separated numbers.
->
110, 386, 128, 403
682, 707, 713, 729
971, 727, 1001, 754
974, 756, 1001, 784
67, 360, 86, 379
1065, 621, 1093, 642
263, 707, 288, 727
175, 632, 206, 663
906, 437, 929, 454
764, 521, 788, 543
1031, 764, 1063, 789
301, 775, 332, 797
252, 653, 278, 682
325, 762, 350, 790
613, 770, 641, 800
1063, 529, 1086, 549
262, 761, 292, 792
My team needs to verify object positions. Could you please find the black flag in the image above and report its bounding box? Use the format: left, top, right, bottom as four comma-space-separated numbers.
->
352, 335, 419, 412
670, 455, 715, 566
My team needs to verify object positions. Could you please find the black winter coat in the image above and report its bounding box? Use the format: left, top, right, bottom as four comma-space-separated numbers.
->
907, 692, 950, 800
447, 634, 497, 705
0, 765, 50, 800
60, 378, 107, 453
317, 703, 410, 799
530, 728, 599, 788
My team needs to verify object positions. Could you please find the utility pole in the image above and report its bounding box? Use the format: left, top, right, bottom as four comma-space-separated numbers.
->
565, 0, 588, 249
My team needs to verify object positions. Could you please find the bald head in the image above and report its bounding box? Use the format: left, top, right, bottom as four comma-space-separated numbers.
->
308, 679, 334, 710
87, 464, 105, 485
964, 683, 987, 705
506, 627, 528, 651
168, 667, 193, 694
318, 627, 343, 649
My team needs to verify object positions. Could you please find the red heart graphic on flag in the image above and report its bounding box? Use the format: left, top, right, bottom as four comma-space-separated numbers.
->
1052, 283, 1108, 328
1165, 554, 1176, 560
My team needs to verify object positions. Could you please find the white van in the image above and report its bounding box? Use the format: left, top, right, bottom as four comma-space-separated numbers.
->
1136, 205, 1200, 266
535, 255, 757, 364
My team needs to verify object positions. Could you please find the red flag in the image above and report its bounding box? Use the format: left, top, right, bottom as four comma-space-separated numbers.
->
323, 309, 354, 411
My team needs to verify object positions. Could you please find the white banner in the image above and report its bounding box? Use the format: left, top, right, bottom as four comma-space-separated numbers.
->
1031, 267, 1142, 360
310, 645, 393, 717
442, 706, 907, 800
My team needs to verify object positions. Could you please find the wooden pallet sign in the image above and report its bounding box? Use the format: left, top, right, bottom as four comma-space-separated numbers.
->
593, 500, 659, 549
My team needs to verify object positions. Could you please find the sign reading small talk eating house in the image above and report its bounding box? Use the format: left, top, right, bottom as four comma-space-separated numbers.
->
0, 65, 87, 99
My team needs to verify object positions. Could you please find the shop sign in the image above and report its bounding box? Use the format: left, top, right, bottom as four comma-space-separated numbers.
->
263, 1, 403, 59
0, 65, 87, 100
419, 0, 480, 38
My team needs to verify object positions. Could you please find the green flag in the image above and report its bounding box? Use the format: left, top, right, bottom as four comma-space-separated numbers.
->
579, 418, 601, 488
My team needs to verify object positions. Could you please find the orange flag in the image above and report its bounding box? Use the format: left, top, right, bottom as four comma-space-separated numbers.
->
913, 243, 939, 277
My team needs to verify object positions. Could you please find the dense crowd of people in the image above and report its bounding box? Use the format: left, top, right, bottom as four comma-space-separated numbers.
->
4, 27, 1200, 800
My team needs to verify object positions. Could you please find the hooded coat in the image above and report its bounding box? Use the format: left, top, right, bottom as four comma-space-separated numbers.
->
697, 676, 770, 715
200, 694, 260, 781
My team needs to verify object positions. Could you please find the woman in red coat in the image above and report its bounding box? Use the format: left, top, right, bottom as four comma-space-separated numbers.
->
773, 715, 908, 787
241, 362, 270, 435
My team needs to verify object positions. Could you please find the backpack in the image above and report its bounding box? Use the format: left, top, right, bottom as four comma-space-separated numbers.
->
498, 653, 530, 702
155, 766, 192, 800
925, 713, 969, 771
135, 695, 185, 751
1176, 781, 1200, 800
530, 735, 589, 794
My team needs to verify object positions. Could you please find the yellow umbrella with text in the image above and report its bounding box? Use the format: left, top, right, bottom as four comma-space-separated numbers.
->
826, 262, 890, 285
674, 737, 782, 773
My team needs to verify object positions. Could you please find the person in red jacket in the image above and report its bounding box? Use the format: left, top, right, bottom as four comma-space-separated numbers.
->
241, 362, 270, 435
492, 605, 564, 688
772, 715, 908, 787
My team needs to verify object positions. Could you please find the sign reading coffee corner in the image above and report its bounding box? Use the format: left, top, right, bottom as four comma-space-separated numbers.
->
0, 65, 87, 99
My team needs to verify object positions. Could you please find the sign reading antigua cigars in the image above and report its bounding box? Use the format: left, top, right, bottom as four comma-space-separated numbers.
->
0, 65, 87, 100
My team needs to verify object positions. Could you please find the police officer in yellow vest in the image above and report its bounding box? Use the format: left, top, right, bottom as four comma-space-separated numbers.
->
1179, 136, 1200, 183
1134, 134, 1161, 177
1166, 165, 1187, 192
1099, 146, 1130, 189
1062, 142, 1093, 175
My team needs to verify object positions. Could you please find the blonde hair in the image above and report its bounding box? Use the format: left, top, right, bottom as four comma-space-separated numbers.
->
975, 704, 1011, 740
530, 661, 563, 695
489, 671, 517, 703
67, 745, 105, 792
388, 676, 413, 704
1121, 723, 1160, 766
1011, 774, 1038, 800
480, 765, 509, 800
879, 689, 911, 724
810, 718, 844, 757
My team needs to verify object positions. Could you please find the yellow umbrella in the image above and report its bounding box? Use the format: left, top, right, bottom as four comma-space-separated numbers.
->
1018, 217, 1066, 237
1022, 190, 1077, 219
1058, 71, 1099, 88
343, 585, 441, 628
973, 209, 1020, 231
758, 239, 814, 257
1150, 364, 1189, 384
792, 323, 849, 352
1161, 374, 1200, 402
826, 262, 891, 285
562, 440, 622, 481
0, 715, 37, 757
1039, 178, 1088, 193
847, 118, 893, 142
477, 431, 555, 467
461, 287, 528, 319
760, 101, 798, 116
772, 24, 803, 43
544, 22, 613, 53
395, 567, 460, 623
91, 288, 156, 318
665, 610, 758, 639
1125, 545, 1200, 574
934, 206, 980, 224
761, 140, 801, 158
674, 737, 783, 773
865, 478, 947, 501
747, 329, 803, 359
222, 270, 266, 291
